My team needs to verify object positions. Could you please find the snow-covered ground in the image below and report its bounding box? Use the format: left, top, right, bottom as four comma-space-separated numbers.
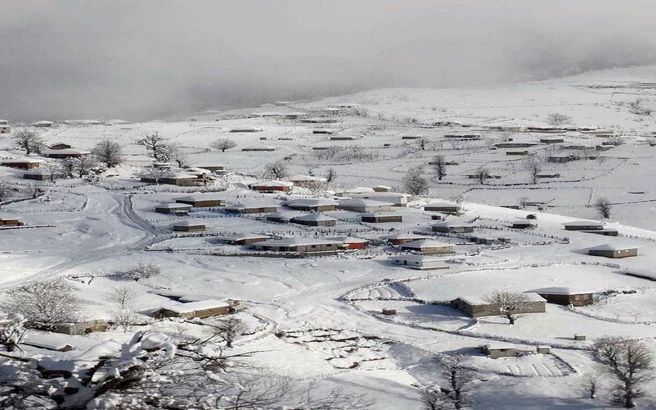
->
2, 65, 656, 408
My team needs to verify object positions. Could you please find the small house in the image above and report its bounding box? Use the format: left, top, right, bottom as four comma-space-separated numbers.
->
350, 192, 410, 207
361, 213, 403, 223
287, 175, 328, 188
41, 148, 90, 159
222, 234, 270, 245
383, 232, 431, 245
155, 203, 193, 216
291, 213, 337, 227
337, 198, 394, 213
531, 287, 595, 307
0, 217, 24, 226
249, 180, 293, 193
563, 221, 604, 231
481, 344, 533, 359
424, 201, 461, 214
388, 254, 449, 270
224, 202, 279, 214
52, 320, 109, 336
588, 244, 638, 259
172, 221, 206, 232
285, 198, 338, 211
511, 219, 536, 229
469, 235, 499, 245
252, 238, 343, 255
400, 239, 455, 255
0, 158, 43, 170
149, 299, 238, 319
49, 143, 72, 150
450, 293, 546, 318
175, 195, 224, 208
432, 221, 475, 234
31, 120, 54, 127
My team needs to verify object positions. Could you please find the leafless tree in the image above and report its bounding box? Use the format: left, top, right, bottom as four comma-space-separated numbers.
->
432, 155, 447, 181
136, 132, 168, 160
595, 197, 612, 219
5, 278, 80, 330
210, 137, 237, 152
326, 168, 337, 183
157, 143, 186, 167
418, 138, 427, 151
546, 113, 572, 126
484, 290, 531, 325
404, 166, 429, 196
12, 128, 44, 155
583, 373, 603, 400
92, 139, 123, 167
110, 287, 136, 332
476, 167, 490, 185
594, 337, 653, 408
203, 317, 245, 348
628, 98, 655, 116
120, 263, 161, 281
0, 182, 13, 202
0, 313, 27, 352
62, 156, 102, 178
136, 167, 175, 185
263, 160, 288, 179
525, 155, 543, 184
22, 183, 44, 199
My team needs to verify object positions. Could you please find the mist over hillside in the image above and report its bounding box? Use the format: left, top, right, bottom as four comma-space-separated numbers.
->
1, 0, 655, 121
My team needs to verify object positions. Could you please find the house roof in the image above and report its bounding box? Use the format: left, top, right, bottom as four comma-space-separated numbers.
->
563, 220, 604, 227
225, 201, 279, 210
458, 293, 546, 305
383, 233, 431, 240
285, 198, 338, 207
338, 198, 394, 207
433, 221, 475, 228
425, 200, 460, 208
1, 158, 44, 164
250, 180, 294, 188
292, 213, 337, 222
153, 299, 232, 314
389, 254, 444, 263
175, 195, 223, 202
588, 243, 638, 251
156, 203, 193, 209
287, 175, 328, 183
361, 212, 400, 218
255, 238, 342, 247
41, 148, 90, 155
530, 287, 597, 295
172, 221, 205, 227
401, 239, 454, 249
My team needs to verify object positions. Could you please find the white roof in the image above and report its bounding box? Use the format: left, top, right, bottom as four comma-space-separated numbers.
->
361, 212, 399, 217
459, 293, 546, 305
530, 287, 597, 295
401, 239, 454, 249
256, 238, 342, 247
352, 192, 410, 199
286, 198, 338, 207
338, 198, 394, 207
250, 180, 294, 187
390, 254, 443, 262
287, 175, 328, 183
328, 236, 368, 244
156, 203, 193, 209
156, 299, 231, 314
42, 148, 90, 155
223, 233, 270, 241
172, 221, 205, 227
339, 187, 375, 194
383, 233, 431, 240
175, 195, 223, 201
589, 243, 638, 251
512, 219, 537, 225
292, 213, 337, 222
433, 221, 475, 228
226, 201, 278, 209
563, 220, 604, 227
1, 158, 44, 163
425, 200, 459, 208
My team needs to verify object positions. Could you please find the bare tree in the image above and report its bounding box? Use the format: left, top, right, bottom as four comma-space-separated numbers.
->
62, 156, 102, 178
263, 160, 288, 179
594, 337, 653, 408
583, 373, 603, 400
484, 290, 531, 325
110, 287, 136, 332
418, 138, 427, 151
546, 113, 572, 126
476, 168, 490, 185
628, 98, 655, 116
0, 313, 27, 352
432, 155, 447, 181
326, 168, 337, 183
136, 132, 168, 160
22, 183, 44, 199
157, 143, 186, 167
12, 128, 44, 155
136, 167, 175, 185
595, 197, 612, 219
92, 139, 123, 167
5, 278, 80, 330
0, 182, 13, 202
210, 137, 237, 152
404, 166, 429, 196
525, 155, 543, 184
202, 317, 245, 348
119, 263, 161, 281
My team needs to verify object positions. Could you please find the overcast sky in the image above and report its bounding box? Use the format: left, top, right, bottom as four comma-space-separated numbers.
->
1, 0, 655, 121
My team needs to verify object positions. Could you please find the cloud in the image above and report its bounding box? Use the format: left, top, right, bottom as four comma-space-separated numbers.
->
1, 0, 654, 120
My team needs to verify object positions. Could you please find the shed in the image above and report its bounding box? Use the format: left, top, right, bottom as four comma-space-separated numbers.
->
175, 195, 224, 208
432, 221, 476, 234
249, 180, 293, 193
224, 202, 279, 214
291, 213, 337, 227
400, 239, 455, 255
361, 213, 403, 223
148, 299, 237, 319
1, 158, 43, 170
154, 203, 193, 215
337, 198, 394, 213
285, 198, 338, 211
424, 201, 461, 214
450, 293, 546, 318
383, 232, 431, 245
588, 244, 638, 259
530, 287, 595, 306
388, 254, 449, 270
172, 221, 206, 232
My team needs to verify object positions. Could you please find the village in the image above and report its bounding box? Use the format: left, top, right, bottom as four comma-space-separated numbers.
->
1, 65, 656, 408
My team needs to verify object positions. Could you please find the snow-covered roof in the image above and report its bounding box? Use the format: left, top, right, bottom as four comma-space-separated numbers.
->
338, 187, 375, 194
222, 233, 271, 241
1, 158, 44, 164
530, 287, 598, 295
225, 201, 279, 209
287, 175, 328, 183
291, 213, 337, 222
255, 238, 342, 247
172, 221, 205, 227
250, 180, 294, 187
563, 220, 604, 227
352, 192, 410, 199
383, 233, 431, 240
425, 200, 459, 207
285, 198, 338, 207
458, 293, 546, 305
175, 195, 223, 202
588, 243, 638, 251
401, 239, 454, 248
361, 212, 400, 217
154, 299, 232, 314
338, 198, 394, 207
41, 148, 90, 155
156, 203, 193, 209
433, 221, 475, 228
390, 254, 443, 262
328, 236, 368, 244
512, 219, 537, 225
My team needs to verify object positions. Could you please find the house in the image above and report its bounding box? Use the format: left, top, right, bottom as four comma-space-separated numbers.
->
588, 244, 638, 259
49, 143, 72, 150
172, 221, 206, 232
506, 150, 529, 156
334, 187, 375, 197
0, 120, 9, 134
265, 212, 291, 223
330, 236, 368, 250
242, 146, 275, 152
222, 234, 270, 245
388, 254, 449, 270
41, 148, 90, 159
400, 239, 455, 255
287, 175, 328, 188
52, 320, 109, 336
563, 221, 604, 231
154, 203, 193, 216
23, 170, 62, 181
511, 219, 537, 229
149, 299, 238, 320
432, 221, 475, 234
230, 127, 262, 133
175, 195, 224, 208
337, 199, 394, 213
0, 217, 24, 226
225, 202, 279, 214
424, 201, 461, 214
0, 158, 43, 170
480, 344, 534, 359
291, 213, 337, 227
31, 120, 54, 127
383, 232, 431, 245
450, 293, 546, 318
249, 180, 293, 193
469, 235, 500, 245
350, 192, 410, 207
582, 228, 619, 237
141, 173, 211, 186
187, 164, 227, 173
284, 198, 338, 211
531, 287, 595, 307
372, 185, 392, 192
251, 238, 342, 255
540, 137, 565, 144
361, 213, 403, 223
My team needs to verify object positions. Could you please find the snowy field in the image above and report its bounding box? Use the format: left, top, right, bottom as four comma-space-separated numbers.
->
1, 65, 656, 408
